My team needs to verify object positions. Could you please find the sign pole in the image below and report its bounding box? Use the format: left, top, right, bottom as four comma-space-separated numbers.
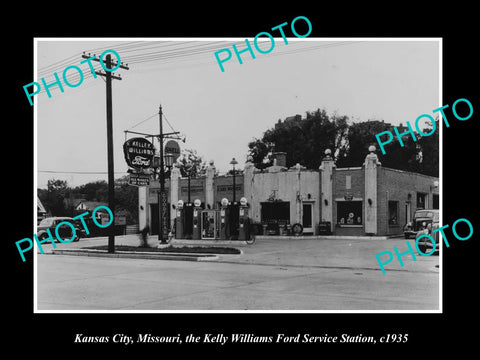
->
123, 116, 181, 243
158, 105, 168, 244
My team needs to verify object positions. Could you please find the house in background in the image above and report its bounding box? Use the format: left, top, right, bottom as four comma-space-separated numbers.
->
74, 200, 108, 213
63, 196, 87, 213
74, 200, 111, 226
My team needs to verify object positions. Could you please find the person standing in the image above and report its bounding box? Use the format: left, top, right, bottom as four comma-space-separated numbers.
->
140, 224, 150, 247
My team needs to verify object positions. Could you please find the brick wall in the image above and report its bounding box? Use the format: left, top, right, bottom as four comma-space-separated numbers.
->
378, 167, 439, 236
334, 168, 364, 199
214, 175, 244, 206
333, 167, 365, 236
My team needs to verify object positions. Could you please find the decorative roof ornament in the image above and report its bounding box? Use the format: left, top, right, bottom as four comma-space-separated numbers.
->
364, 145, 381, 166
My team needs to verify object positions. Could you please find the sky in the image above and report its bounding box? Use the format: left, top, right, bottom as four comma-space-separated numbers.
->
35, 38, 440, 189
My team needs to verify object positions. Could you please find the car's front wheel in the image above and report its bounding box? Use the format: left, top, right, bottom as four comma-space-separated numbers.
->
417, 244, 427, 254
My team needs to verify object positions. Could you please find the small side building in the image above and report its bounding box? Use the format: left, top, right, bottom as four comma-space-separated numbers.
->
328, 147, 439, 237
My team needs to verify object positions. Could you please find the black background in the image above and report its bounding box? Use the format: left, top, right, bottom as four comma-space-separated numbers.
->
7, 4, 478, 356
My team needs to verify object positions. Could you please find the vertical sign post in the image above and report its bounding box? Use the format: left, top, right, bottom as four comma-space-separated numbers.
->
158, 105, 168, 244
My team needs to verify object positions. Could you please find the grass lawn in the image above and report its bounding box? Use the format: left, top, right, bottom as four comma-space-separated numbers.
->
82, 245, 241, 255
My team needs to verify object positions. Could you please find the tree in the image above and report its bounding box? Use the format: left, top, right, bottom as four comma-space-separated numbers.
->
247, 138, 272, 170
114, 175, 139, 225
338, 119, 438, 175
416, 120, 439, 177
38, 179, 69, 216
336, 120, 387, 168
247, 111, 438, 176
74, 180, 108, 201
247, 108, 349, 170
176, 149, 208, 178
336, 120, 419, 172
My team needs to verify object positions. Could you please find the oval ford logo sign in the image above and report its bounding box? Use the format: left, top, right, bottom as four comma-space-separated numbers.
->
123, 137, 155, 169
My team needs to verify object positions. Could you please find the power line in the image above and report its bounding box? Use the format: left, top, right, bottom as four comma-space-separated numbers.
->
37, 53, 82, 76
39, 170, 127, 174
39, 41, 362, 75
126, 112, 158, 130
162, 112, 177, 134
35, 40, 364, 97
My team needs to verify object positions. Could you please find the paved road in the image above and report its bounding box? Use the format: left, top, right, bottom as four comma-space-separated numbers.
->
36, 235, 440, 311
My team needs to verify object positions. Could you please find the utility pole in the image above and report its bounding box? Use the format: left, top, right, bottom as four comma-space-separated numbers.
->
81, 52, 129, 253
158, 105, 168, 244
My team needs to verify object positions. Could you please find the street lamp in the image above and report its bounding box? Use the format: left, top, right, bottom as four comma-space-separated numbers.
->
164, 153, 174, 170
153, 153, 174, 179
230, 157, 238, 203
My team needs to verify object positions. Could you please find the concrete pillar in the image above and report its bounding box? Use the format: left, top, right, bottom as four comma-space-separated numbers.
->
205, 160, 216, 209
319, 149, 335, 231
364, 145, 381, 235
294, 163, 302, 224
170, 165, 181, 229
243, 157, 259, 222
138, 186, 148, 231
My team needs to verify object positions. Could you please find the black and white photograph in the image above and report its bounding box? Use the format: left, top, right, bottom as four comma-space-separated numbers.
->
7, 7, 478, 355
34, 38, 441, 312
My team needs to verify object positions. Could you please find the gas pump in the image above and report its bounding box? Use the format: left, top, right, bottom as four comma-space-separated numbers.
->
175, 200, 185, 239
228, 201, 240, 240
192, 199, 203, 240
201, 210, 216, 239
238, 197, 250, 240
220, 198, 229, 240
184, 202, 194, 239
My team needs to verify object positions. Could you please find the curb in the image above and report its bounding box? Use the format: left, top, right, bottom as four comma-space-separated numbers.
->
169, 239, 251, 246
51, 249, 219, 261
254, 235, 398, 241
171, 236, 401, 243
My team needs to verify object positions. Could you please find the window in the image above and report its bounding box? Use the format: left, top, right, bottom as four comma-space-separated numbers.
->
388, 201, 399, 225
261, 202, 290, 223
39, 218, 53, 227
337, 201, 362, 225
433, 194, 439, 209
261, 202, 291, 235
417, 192, 427, 209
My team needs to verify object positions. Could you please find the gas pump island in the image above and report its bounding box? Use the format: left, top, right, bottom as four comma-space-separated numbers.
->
174, 197, 252, 241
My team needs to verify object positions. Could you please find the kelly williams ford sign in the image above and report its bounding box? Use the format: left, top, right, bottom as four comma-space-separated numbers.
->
123, 137, 155, 169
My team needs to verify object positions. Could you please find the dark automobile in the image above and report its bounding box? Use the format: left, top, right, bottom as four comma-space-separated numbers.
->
416, 223, 440, 254
37, 217, 84, 242
404, 209, 440, 253
404, 209, 439, 239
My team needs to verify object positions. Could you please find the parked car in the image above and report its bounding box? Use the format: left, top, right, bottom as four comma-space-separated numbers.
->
416, 223, 439, 254
37, 217, 84, 242
404, 209, 440, 254
404, 209, 439, 239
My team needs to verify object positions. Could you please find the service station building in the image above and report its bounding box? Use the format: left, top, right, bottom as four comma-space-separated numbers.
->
138, 148, 439, 238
